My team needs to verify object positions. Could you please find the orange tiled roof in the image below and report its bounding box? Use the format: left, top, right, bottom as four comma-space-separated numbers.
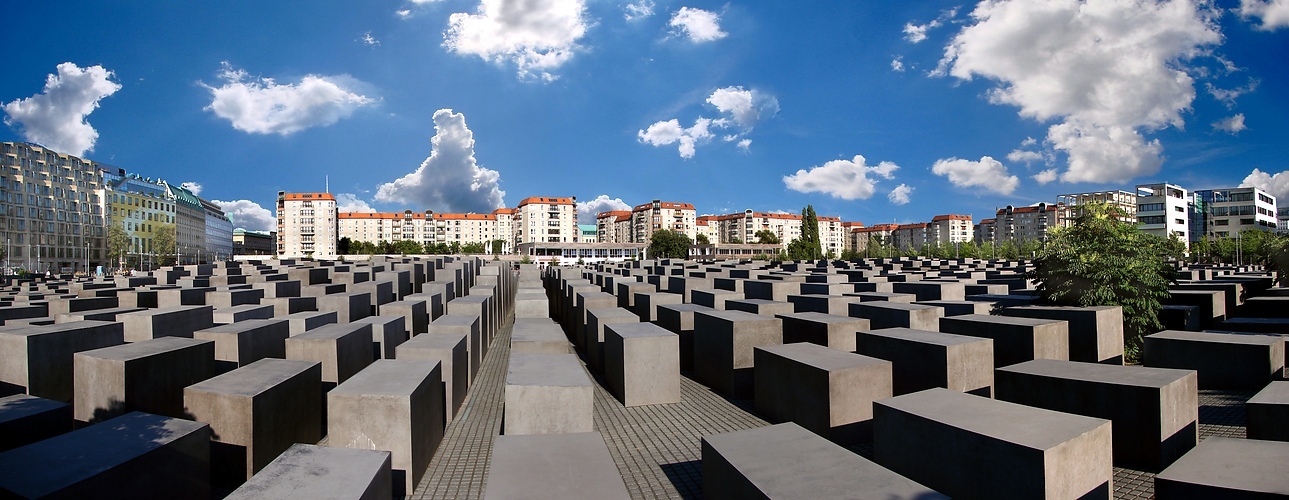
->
283, 193, 335, 201
517, 196, 574, 207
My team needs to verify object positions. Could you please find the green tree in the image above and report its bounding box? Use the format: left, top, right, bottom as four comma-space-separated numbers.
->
338, 237, 352, 255
754, 230, 780, 245
448, 241, 462, 255
728, 236, 742, 244
392, 239, 423, 255
789, 205, 823, 260
153, 223, 177, 266
491, 239, 506, 255
107, 224, 130, 269
462, 242, 486, 254
958, 240, 980, 259
648, 229, 692, 259
1026, 203, 1175, 362
695, 233, 710, 245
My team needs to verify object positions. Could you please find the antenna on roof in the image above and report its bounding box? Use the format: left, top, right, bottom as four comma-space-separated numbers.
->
325, 175, 330, 193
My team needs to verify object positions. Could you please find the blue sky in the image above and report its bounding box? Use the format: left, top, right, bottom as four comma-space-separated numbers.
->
3, 0, 1287, 232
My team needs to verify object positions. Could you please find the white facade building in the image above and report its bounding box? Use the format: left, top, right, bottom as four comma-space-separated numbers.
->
276, 192, 337, 259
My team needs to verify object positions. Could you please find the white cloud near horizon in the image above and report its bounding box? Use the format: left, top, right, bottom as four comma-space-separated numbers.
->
336, 193, 376, 213
202, 62, 376, 135
1241, 168, 1289, 200
1239, 0, 1289, 30
2, 62, 121, 157
214, 199, 276, 232
936, 0, 1223, 185
637, 118, 713, 158
576, 194, 631, 224
783, 155, 899, 200
181, 182, 203, 195
640, 86, 777, 158
444, 0, 589, 81
1213, 113, 1247, 134
375, 109, 506, 213
888, 184, 913, 205
932, 156, 1019, 195
669, 7, 727, 43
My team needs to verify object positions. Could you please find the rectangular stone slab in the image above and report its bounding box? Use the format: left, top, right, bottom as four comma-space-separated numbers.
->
285, 322, 374, 385
1002, 305, 1125, 364
774, 312, 869, 352
656, 303, 714, 372
693, 310, 783, 399
604, 322, 680, 407
328, 359, 443, 497
1246, 381, 1289, 442
511, 321, 572, 355
0, 320, 124, 402
938, 314, 1070, 368
754, 343, 891, 443
429, 314, 481, 382
847, 302, 943, 331
484, 432, 629, 499
194, 318, 290, 373
1143, 330, 1284, 389
996, 359, 1198, 470
0, 394, 71, 452
351, 315, 408, 360
225, 443, 391, 500
874, 387, 1113, 499
1154, 437, 1289, 498
503, 353, 594, 435
702, 422, 945, 500
396, 333, 468, 425
0, 411, 211, 499
73, 337, 216, 424
855, 327, 994, 397
119, 305, 215, 342
183, 358, 322, 485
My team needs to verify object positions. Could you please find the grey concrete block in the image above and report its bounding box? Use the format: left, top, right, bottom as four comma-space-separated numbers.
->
847, 301, 943, 331
774, 312, 869, 352
329, 359, 444, 496
997, 359, 1198, 470
226, 443, 391, 500
0, 412, 211, 499
874, 388, 1113, 499
725, 298, 795, 318
484, 432, 629, 499
585, 307, 640, 374
317, 291, 372, 323
693, 310, 783, 399
352, 315, 408, 360
259, 296, 316, 317
194, 318, 290, 373
73, 337, 215, 424
0, 320, 124, 402
855, 327, 993, 397
939, 314, 1070, 368
604, 322, 680, 407
0, 394, 71, 452
213, 304, 276, 325
429, 314, 481, 382
1154, 437, 1289, 498
691, 288, 743, 310
285, 322, 374, 385
511, 321, 572, 355
656, 303, 714, 372
632, 290, 683, 323
1247, 381, 1289, 442
120, 305, 215, 342
504, 353, 593, 435
1143, 330, 1284, 389
183, 359, 322, 484
754, 343, 891, 443
702, 422, 945, 499
396, 333, 468, 425
381, 299, 429, 337
1003, 305, 1125, 364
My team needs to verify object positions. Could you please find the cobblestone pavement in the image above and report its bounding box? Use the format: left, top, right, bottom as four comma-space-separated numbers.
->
409, 309, 1258, 499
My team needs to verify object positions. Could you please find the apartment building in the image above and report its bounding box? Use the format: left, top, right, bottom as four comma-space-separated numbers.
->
710, 210, 802, 246
515, 196, 577, 245
201, 199, 234, 261
974, 219, 996, 245
817, 216, 847, 257
1193, 187, 1277, 238
891, 223, 930, 251
928, 214, 973, 246
852, 224, 898, 255
596, 210, 632, 244
167, 182, 207, 262
106, 173, 173, 268
0, 142, 109, 273
994, 203, 1061, 243
840, 221, 864, 253
276, 191, 338, 259
492, 208, 516, 253
1058, 189, 1137, 225
630, 200, 697, 243
338, 212, 402, 243
435, 213, 501, 246
1134, 183, 1190, 245
695, 216, 719, 244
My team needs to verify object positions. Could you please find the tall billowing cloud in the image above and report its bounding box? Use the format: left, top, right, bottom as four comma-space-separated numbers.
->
1241, 168, 1289, 201
1240, 0, 1289, 30
202, 63, 376, 135
669, 7, 727, 43
214, 199, 276, 232
444, 0, 589, 81
375, 109, 505, 213
640, 86, 777, 158
576, 194, 631, 224
2, 62, 121, 157
936, 0, 1222, 184
336, 193, 376, 213
783, 155, 899, 200
932, 156, 1019, 195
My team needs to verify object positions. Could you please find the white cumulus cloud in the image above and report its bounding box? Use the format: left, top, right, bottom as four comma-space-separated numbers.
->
638, 118, 713, 158
361, 32, 380, 46
1242, 168, 1289, 200
1240, 0, 1289, 30
670, 7, 727, 43
576, 194, 631, 224
1007, 149, 1046, 164
783, 155, 899, 200
214, 199, 276, 232
1033, 168, 1059, 185
888, 184, 913, 205
707, 86, 779, 129
903, 7, 958, 43
624, 0, 655, 21
2, 62, 121, 157
375, 109, 506, 213
181, 182, 203, 196
891, 57, 905, 72
936, 0, 1223, 184
932, 156, 1019, 195
336, 193, 376, 213
736, 138, 752, 151
201, 62, 376, 135
444, 0, 589, 81
1213, 113, 1247, 134
1206, 79, 1259, 108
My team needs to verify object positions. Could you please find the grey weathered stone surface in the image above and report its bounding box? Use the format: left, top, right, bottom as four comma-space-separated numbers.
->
183, 358, 322, 483
397, 332, 469, 425
855, 327, 994, 397
1003, 305, 1125, 364
693, 310, 783, 399
1246, 381, 1289, 442
504, 353, 593, 435
352, 315, 408, 360
73, 337, 215, 423
775, 311, 869, 352
0, 320, 124, 402
874, 388, 1113, 500
691, 288, 743, 310
282, 310, 337, 337
194, 318, 290, 373
632, 290, 683, 322
754, 342, 891, 443
119, 305, 214, 342
225, 443, 392, 500
847, 301, 944, 331
1154, 437, 1289, 498
604, 322, 680, 407
892, 281, 966, 302
429, 314, 482, 382
702, 422, 945, 499
656, 303, 713, 372
383, 299, 429, 337
213, 304, 276, 325
939, 314, 1070, 368
329, 359, 444, 496
317, 291, 372, 323
0, 411, 211, 499
585, 307, 640, 373
285, 322, 373, 385
510, 320, 571, 355
1143, 330, 1284, 389
483, 432, 629, 500
0, 394, 71, 452
996, 359, 1198, 470
725, 298, 796, 318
